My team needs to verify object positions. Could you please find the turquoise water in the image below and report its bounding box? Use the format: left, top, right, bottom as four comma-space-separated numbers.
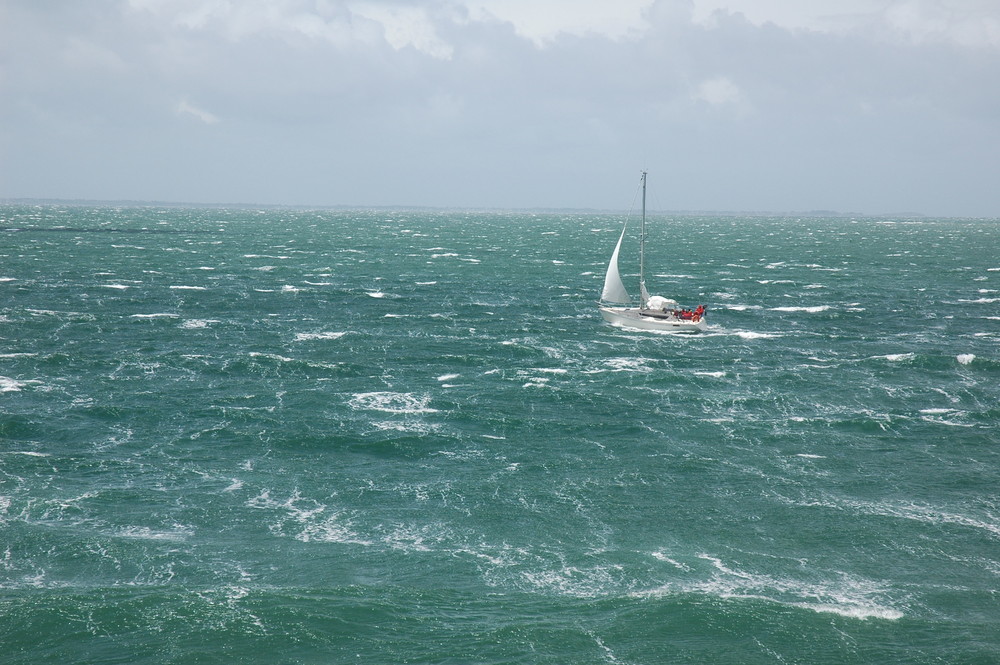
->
2, 204, 998, 663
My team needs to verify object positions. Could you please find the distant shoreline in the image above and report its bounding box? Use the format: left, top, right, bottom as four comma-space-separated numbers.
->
0, 197, 944, 219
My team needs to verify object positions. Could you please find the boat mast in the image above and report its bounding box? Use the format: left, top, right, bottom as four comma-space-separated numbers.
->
638, 170, 647, 309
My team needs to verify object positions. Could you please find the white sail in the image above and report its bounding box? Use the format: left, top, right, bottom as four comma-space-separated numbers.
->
601, 224, 631, 304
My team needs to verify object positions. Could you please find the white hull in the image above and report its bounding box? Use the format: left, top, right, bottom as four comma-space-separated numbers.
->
600, 306, 707, 333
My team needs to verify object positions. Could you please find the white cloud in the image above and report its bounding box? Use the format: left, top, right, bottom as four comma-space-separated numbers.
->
463, 0, 655, 45
349, 2, 454, 58
127, 0, 453, 56
881, 0, 1000, 48
176, 100, 220, 124
691, 0, 1000, 48
693, 76, 743, 107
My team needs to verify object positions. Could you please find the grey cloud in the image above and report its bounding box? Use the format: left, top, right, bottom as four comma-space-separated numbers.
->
1, 0, 997, 215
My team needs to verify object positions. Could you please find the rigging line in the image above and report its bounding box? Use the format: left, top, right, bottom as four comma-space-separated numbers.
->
623, 176, 644, 226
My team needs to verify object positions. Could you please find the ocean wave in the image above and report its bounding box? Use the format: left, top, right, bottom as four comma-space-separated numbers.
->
0, 376, 26, 392
786, 494, 1000, 539
919, 408, 973, 427
370, 420, 443, 436
770, 305, 832, 313
294, 331, 347, 341
633, 554, 904, 620
180, 318, 220, 329
519, 564, 626, 598
730, 330, 782, 339
348, 392, 437, 414
297, 511, 373, 546
115, 524, 194, 542
874, 353, 915, 362
593, 358, 653, 373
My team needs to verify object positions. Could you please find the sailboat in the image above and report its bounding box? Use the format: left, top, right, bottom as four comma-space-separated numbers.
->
599, 171, 708, 333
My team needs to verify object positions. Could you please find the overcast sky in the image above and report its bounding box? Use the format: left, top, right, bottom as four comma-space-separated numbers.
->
2, 0, 998, 216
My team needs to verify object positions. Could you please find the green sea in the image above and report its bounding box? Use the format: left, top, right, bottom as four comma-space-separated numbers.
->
2, 203, 998, 663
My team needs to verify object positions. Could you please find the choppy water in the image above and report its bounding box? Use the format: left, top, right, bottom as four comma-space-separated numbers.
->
2, 204, 998, 663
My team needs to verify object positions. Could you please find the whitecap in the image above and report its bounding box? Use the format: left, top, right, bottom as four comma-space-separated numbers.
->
0, 377, 26, 392
919, 409, 973, 427
634, 554, 904, 620
878, 353, 915, 362
520, 564, 622, 598
693, 371, 726, 378
733, 331, 781, 339
789, 494, 1000, 539
650, 551, 693, 571
437, 373, 460, 382
131, 313, 180, 319
249, 352, 295, 363
180, 319, 219, 329
382, 524, 442, 552
348, 391, 437, 414
367, 291, 386, 298
371, 420, 442, 434
294, 332, 347, 341
169, 285, 208, 291
116, 525, 193, 542
770, 305, 831, 313
956, 353, 975, 365
297, 512, 373, 546
597, 357, 653, 373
